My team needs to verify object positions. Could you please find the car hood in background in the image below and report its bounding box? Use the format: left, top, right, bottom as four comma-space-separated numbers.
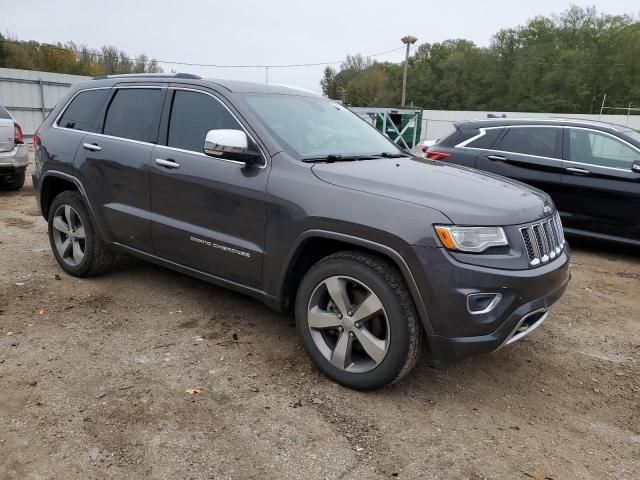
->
312, 157, 552, 226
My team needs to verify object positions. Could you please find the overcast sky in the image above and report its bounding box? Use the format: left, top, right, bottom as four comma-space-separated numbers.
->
1, 0, 638, 92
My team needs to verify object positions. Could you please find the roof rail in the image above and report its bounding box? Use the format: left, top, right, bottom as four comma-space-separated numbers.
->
92, 73, 201, 80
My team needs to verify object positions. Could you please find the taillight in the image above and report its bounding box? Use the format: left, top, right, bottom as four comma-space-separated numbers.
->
14, 122, 24, 145
426, 148, 451, 161
33, 132, 41, 148
421, 146, 428, 153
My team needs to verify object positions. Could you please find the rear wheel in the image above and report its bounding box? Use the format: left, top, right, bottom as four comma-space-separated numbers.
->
47, 191, 114, 277
295, 251, 423, 390
7, 171, 25, 191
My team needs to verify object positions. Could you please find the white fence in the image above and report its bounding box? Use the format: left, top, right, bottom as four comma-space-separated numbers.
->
2, 67, 639, 143
0, 68, 89, 138
421, 109, 640, 142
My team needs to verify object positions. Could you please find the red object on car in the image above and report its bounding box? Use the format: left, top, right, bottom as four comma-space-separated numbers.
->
425, 148, 451, 161
14, 122, 24, 145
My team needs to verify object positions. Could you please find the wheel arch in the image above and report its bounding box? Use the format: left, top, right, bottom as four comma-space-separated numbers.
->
40, 171, 92, 219
278, 230, 434, 335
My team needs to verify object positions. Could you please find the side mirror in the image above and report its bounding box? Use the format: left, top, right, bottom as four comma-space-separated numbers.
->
203, 129, 262, 166
632, 160, 640, 174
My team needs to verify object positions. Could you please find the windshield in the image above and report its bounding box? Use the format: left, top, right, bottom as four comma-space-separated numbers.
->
242, 94, 404, 159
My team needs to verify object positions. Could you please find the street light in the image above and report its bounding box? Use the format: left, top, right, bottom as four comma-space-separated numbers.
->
401, 35, 417, 107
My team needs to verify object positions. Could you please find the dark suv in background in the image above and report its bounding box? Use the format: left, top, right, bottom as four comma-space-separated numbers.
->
425, 118, 640, 245
32, 74, 570, 389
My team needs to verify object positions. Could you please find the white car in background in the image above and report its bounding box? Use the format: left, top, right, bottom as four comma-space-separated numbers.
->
0, 104, 28, 190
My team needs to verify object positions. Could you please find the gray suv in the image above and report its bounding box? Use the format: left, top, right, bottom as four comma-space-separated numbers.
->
32, 74, 570, 390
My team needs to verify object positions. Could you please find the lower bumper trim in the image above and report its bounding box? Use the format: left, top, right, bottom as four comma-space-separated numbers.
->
502, 308, 550, 347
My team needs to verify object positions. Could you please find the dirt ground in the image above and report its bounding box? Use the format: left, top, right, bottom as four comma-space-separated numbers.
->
1, 172, 639, 480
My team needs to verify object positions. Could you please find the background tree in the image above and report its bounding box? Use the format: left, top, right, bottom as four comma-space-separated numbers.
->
0, 36, 163, 76
320, 66, 340, 99
320, 6, 639, 113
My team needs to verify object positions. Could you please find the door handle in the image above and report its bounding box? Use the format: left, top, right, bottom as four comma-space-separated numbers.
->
487, 155, 507, 161
155, 158, 180, 169
566, 167, 590, 175
82, 143, 102, 152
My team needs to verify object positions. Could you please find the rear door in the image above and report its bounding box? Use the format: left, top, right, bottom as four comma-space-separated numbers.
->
475, 126, 564, 205
74, 86, 165, 252
449, 127, 504, 167
560, 127, 640, 241
149, 87, 268, 288
0, 105, 14, 153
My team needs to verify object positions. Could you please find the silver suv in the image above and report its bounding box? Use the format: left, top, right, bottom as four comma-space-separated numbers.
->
0, 104, 28, 190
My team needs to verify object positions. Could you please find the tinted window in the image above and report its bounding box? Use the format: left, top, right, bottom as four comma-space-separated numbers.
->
569, 129, 640, 169
467, 128, 503, 149
498, 127, 559, 158
168, 90, 241, 152
0, 105, 11, 119
57, 89, 109, 132
103, 88, 164, 142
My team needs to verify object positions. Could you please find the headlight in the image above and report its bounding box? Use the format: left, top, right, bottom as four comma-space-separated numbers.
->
434, 225, 508, 253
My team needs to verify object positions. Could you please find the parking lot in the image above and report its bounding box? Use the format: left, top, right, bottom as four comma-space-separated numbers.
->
1, 174, 639, 480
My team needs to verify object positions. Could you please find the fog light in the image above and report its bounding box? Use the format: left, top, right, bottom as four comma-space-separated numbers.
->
467, 293, 502, 315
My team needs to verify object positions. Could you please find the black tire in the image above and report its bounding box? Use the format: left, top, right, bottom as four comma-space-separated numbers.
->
47, 190, 114, 277
7, 171, 25, 191
295, 251, 423, 390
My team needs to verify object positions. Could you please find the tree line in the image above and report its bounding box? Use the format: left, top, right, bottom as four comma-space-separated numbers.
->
320, 6, 640, 113
0, 34, 163, 76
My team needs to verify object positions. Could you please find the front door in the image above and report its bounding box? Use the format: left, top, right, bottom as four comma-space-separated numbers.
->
149, 88, 268, 288
561, 127, 640, 241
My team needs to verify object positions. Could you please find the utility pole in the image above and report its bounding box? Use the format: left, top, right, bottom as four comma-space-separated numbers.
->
265, 66, 269, 84
401, 35, 417, 107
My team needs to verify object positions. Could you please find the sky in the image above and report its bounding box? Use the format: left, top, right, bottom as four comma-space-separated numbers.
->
1, 0, 638, 93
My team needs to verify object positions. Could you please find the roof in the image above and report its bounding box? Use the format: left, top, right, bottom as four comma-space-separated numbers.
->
206, 79, 321, 96
456, 117, 631, 133
89, 73, 321, 97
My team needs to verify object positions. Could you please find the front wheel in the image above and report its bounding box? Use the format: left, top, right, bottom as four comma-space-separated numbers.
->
295, 251, 423, 390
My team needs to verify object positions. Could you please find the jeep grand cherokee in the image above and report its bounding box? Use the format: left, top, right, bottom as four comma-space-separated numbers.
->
32, 74, 570, 390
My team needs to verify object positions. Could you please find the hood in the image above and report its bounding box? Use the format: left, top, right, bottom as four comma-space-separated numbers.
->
311, 157, 553, 226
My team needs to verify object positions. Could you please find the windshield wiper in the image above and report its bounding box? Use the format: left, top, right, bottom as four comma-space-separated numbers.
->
302, 154, 376, 163
377, 152, 410, 158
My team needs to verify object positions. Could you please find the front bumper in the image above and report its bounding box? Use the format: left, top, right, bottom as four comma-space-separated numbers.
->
411, 245, 571, 362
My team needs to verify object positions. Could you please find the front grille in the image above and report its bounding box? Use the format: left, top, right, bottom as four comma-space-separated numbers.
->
520, 213, 565, 266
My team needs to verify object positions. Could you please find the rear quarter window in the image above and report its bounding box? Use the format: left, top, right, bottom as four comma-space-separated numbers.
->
435, 127, 462, 146
0, 105, 12, 119
57, 89, 110, 132
465, 128, 503, 149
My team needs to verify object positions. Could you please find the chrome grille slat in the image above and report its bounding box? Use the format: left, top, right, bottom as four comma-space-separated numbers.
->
520, 214, 565, 267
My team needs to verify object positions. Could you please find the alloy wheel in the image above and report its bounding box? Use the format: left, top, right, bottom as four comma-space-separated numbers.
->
306, 275, 390, 373
51, 204, 86, 267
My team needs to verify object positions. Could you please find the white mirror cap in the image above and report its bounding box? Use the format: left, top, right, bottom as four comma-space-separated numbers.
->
204, 129, 248, 154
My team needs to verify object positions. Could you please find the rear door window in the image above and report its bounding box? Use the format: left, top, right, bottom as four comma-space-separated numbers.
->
568, 129, 640, 169
57, 89, 110, 132
103, 88, 165, 143
167, 90, 241, 152
497, 127, 559, 158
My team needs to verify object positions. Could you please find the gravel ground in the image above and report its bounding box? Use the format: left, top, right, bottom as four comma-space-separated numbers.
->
1, 173, 639, 480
